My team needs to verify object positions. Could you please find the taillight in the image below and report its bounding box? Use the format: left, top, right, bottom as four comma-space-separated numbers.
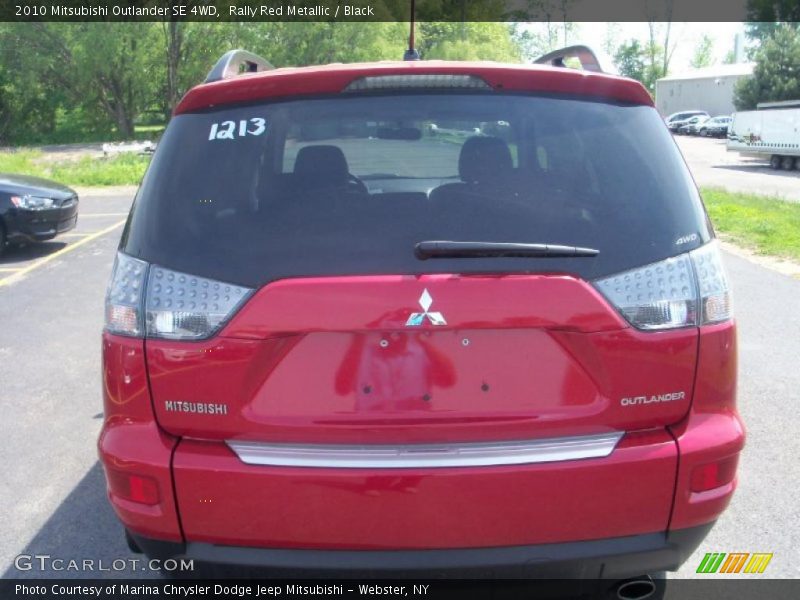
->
690, 241, 733, 324
105, 253, 148, 336
144, 264, 252, 339
594, 240, 732, 330
104, 252, 252, 340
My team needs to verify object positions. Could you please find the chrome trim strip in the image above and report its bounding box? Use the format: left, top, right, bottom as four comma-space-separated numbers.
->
226, 432, 624, 469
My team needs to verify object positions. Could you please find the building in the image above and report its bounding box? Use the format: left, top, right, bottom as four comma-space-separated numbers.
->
655, 63, 755, 118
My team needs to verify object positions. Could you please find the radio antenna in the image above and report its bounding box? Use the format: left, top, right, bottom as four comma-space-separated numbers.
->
403, 0, 420, 60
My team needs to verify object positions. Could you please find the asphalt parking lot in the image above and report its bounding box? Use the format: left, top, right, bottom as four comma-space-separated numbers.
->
1, 141, 799, 585
674, 135, 800, 202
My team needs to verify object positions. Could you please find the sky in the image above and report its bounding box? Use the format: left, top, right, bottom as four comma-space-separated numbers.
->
535, 22, 748, 74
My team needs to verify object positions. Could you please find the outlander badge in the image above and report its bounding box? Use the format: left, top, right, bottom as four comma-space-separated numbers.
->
406, 288, 447, 326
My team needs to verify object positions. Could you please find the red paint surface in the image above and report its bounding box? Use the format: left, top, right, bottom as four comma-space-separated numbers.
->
173, 430, 677, 549
98, 283, 744, 551
97, 333, 182, 541
175, 61, 653, 115
147, 275, 696, 444
668, 321, 745, 530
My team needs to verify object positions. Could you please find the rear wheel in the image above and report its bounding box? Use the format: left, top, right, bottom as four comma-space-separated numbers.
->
699, 129, 707, 137
781, 156, 796, 171
770, 155, 782, 170
0, 223, 6, 257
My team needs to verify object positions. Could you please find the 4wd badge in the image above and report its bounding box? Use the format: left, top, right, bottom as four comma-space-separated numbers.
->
406, 289, 447, 326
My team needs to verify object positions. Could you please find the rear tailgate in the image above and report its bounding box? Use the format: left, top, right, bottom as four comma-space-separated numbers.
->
128, 87, 710, 549
153, 274, 692, 548
149, 274, 696, 444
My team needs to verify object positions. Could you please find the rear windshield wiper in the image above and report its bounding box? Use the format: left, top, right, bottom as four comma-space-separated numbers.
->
415, 241, 599, 260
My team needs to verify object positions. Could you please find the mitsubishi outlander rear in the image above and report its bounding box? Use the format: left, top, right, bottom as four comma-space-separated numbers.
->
98, 48, 744, 588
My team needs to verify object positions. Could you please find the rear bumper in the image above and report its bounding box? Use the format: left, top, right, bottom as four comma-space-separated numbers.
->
171, 431, 678, 550
100, 416, 742, 562
130, 523, 713, 578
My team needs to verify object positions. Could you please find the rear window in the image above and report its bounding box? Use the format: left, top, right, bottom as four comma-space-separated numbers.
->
122, 93, 711, 288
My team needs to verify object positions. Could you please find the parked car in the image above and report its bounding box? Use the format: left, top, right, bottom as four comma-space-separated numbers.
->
698, 116, 732, 138
677, 115, 708, 135
684, 115, 712, 136
0, 174, 79, 255
99, 48, 743, 594
665, 110, 708, 132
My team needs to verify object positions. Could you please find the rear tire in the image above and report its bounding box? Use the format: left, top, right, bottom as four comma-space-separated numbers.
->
781, 156, 796, 171
0, 223, 6, 257
770, 155, 782, 170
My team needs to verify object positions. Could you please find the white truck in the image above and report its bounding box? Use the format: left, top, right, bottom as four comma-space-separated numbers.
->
727, 100, 800, 170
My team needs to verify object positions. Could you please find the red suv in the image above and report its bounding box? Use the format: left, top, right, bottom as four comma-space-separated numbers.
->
99, 48, 744, 591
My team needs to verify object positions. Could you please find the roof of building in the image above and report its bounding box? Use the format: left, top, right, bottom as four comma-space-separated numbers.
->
758, 99, 800, 109
657, 62, 755, 83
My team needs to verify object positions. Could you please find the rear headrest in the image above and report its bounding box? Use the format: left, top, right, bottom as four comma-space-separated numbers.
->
293, 145, 349, 187
458, 136, 513, 183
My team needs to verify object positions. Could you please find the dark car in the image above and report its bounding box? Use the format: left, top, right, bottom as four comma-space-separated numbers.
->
99, 48, 742, 596
699, 116, 732, 138
0, 173, 79, 254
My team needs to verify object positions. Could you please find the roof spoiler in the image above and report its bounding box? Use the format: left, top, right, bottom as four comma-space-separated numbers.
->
534, 45, 616, 74
205, 49, 274, 84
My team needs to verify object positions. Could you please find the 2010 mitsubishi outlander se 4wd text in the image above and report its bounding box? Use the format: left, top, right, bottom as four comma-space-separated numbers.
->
98, 47, 744, 591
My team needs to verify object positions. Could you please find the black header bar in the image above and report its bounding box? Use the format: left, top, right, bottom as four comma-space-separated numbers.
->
0, 0, 788, 23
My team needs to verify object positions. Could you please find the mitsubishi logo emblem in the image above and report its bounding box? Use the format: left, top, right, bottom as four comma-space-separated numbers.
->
405, 288, 447, 326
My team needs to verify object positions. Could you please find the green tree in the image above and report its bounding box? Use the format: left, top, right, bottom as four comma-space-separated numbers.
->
612, 35, 663, 93
614, 39, 647, 83
229, 22, 406, 67
510, 23, 551, 62
723, 48, 737, 64
420, 23, 523, 62
0, 23, 64, 143
603, 22, 622, 57
644, 21, 673, 88
1, 23, 160, 138
745, 0, 800, 44
0, 19, 532, 145
734, 24, 800, 110
690, 34, 716, 69
743, 0, 800, 58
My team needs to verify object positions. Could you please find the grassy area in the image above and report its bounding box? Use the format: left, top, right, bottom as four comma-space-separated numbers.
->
0, 149, 149, 187
135, 124, 166, 136
702, 187, 800, 262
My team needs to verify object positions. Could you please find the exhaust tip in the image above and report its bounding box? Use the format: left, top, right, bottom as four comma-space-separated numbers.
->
616, 576, 657, 600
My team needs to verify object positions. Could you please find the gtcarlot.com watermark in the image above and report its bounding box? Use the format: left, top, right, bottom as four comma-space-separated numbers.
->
14, 554, 194, 573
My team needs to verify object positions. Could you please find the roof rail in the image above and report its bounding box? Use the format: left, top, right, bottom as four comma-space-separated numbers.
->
534, 45, 614, 74
205, 49, 274, 84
